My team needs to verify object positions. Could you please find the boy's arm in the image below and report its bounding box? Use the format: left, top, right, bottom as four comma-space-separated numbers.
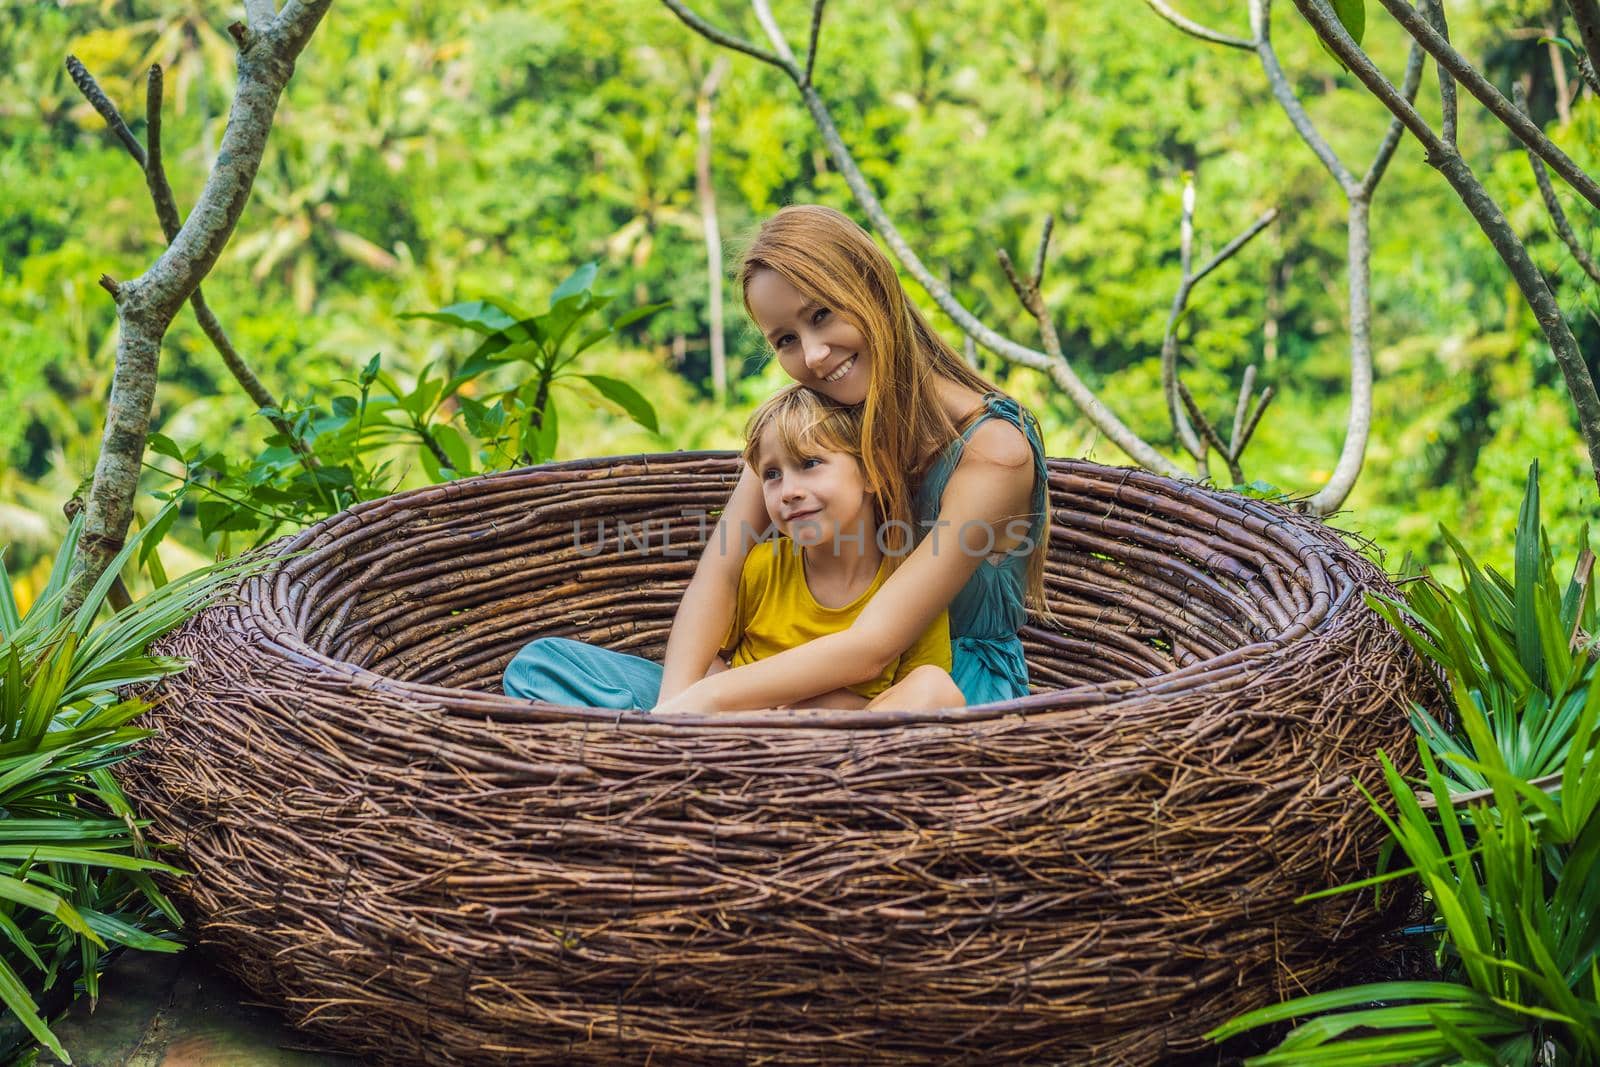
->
657, 466, 770, 702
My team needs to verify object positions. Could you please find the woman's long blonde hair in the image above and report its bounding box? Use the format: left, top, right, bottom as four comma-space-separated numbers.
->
739, 205, 1051, 620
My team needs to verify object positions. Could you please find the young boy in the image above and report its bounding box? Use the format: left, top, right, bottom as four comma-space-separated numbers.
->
501, 386, 963, 712
716, 385, 961, 711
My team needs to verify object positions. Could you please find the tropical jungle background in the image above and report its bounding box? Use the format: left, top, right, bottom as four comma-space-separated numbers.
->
2, 0, 1597, 604
5, 0, 1600, 1061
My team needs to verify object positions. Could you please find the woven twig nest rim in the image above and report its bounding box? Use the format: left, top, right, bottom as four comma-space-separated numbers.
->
122, 452, 1433, 1066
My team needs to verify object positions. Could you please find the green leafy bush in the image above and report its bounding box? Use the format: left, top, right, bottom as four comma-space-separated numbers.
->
1212, 464, 1600, 1064
0, 507, 266, 1062
146, 263, 663, 553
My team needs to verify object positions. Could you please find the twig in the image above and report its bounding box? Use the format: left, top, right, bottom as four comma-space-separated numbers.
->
1143, 0, 1253, 50
1177, 377, 1241, 483
1160, 177, 1277, 468
65, 0, 334, 612
1569, 0, 1600, 95
1236, 384, 1275, 456
1230, 364, 1257, 458
1360, 40, 1426, 196
1421, 0, 1457, 146
803, 0, 826, 88
1379, 0, 1600, 212
72, 59, 312, 463
1513, 83, 1600, 287
64, 56, 145, 167
1293, 0, 1600, 496
661, 0, 792, 76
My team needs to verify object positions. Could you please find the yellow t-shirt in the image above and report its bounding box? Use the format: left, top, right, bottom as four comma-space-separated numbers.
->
720, 537, 952, 700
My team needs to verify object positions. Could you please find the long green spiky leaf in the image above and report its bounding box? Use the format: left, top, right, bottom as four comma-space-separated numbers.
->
0, 951, 70, 1062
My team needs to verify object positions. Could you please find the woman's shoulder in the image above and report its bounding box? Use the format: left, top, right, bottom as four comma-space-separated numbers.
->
959, 414, 1036, 474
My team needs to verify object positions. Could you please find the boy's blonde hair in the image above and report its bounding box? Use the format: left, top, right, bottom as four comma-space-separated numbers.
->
742, 385, 868, 478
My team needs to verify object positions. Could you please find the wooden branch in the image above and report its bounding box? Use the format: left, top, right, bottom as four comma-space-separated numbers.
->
803, 0, 826, 88
1230, 364, 1257, 458
669, 1, 1188, 478
1293, 0, 1600, 498
1250, 0, 1359, 195
1360, 40, 1426, 196
1177, 377, 1239, 483
1146, 0, 1390, 514
1569, 0, 1600, 95
64, 57, 145, 167
1514, 84, 1600, 288
70, 59, 308, 462
696, 57, 730, 401
1579, 49, 1600, 98
662, 0, 791, 76
1237, 384, 1276, 456
66, 0, 334, 612
244, 0, 278, 28
1160, 178, 1278, 468
1190, 206, 1279, 287
1421, 0, 1457, 146
1143, 0, 1253, 50
1379, 0, 1600, 213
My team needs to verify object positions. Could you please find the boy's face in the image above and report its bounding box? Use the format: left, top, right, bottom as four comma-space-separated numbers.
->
753, 423, 874, 552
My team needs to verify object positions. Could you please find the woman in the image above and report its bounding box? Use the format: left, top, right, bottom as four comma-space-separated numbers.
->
651, 204, 1048, 712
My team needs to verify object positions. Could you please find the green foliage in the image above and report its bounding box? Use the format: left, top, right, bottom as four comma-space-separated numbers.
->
1370, 463, 1598, 794
0, 507, 270, 1061
144, 265, 662, 551
1213, 465, 1600, 1065
1, 0, 1596, 576
400, 262, 665, 466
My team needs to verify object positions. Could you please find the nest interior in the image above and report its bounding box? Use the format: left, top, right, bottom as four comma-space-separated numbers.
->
122, 452, 1435, 1066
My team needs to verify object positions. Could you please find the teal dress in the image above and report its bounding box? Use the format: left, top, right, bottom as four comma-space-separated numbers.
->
502, 391, 1048, 709
912, 391, 1049, 705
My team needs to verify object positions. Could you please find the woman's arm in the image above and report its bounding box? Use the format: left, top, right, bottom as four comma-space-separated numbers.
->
653, 425, 1036, 713
656, 465, 771, 702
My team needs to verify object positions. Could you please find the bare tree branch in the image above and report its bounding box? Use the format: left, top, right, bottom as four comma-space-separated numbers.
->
1569, 0, 1600, 94
1143, 0, 1254, 50
1379, 0, 1600, 212
1236, 383, 1276, 456
64, 57, 145, 166
1230, 364, 1257, 458
1293, 0, 1600, 496
664, 0, 1190, 477
1514, 83, 1600, 287
1160, 177, 1278, 466
1251, 0, 1358, 195
244, 0, 278, 29
1579, 49, 1600, 98
1421, 0, 1458, 145
1177, 377, 1240, 483
66, 0, 334, 611
1360, 40, 1426, 196
696, 57, 731, 401
661, 0, 792, 76
70, 60, 308, 463
804, 0, 826, 88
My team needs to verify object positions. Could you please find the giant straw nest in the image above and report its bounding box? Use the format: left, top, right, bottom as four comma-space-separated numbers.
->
122, 452, 1435, 1066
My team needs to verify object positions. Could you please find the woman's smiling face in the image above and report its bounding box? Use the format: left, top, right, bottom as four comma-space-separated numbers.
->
745, 268, 870, 406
